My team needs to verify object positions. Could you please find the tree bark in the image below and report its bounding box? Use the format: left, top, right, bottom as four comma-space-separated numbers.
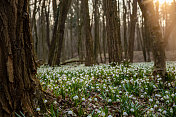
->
128, 0, 137, 62
103, 0, 122, 64
0, 0, 42, 116
81, 0, 95, 66
138, 0, 166, 79
48, 0, 72, 66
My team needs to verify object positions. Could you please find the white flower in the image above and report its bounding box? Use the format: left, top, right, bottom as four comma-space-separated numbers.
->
36, 107, 40, 111
129, 95, 133, 98
156, 101, 159, 104
165, 91, 169, 94
73, 95, 79, 100
141, 95, 144, 98
171, 94, 175, 97
108, 115, 113, 117
94, 98, 98, 101
170, 108, 173, 113
116, 95, 119, 98
119, 91, 122, 94
44, 100, 48, 103
130, 108, 134, 112
149, 98, 153, 102
116, 99, 120, 102
108, 99, 112, 102
82, 98, 85, 101
150, 108, 154, 111
154, 105, 158, 108
87, 115, 92, 117
88, 98, 92, 101
101, 112, 105, 116
68, 110, 73, 115
147, 111, 150, 114
53, 101, 57, 104
97, 110, 101, 113
158, 109, 162, 112
123, 112, 128, 116
162, 110, 167, 114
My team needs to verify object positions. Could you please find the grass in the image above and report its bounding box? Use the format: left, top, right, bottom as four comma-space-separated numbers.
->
37, 62, 176, 117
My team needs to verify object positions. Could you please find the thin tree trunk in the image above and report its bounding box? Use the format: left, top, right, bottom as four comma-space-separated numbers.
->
123, 0, 128, 59
48, 0, 72, 66
128, 0, 137, 62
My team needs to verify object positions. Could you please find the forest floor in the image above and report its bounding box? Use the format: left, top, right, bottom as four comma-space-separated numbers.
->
133, 50, 176, 62
37, 62, 176, 117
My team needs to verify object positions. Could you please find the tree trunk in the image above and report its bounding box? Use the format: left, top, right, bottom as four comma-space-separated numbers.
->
48, 0, 72, 66
103, 0, 122, 64
128, 0, 137, 62
123, 0, 128, 59
81, 0, 95, 66
138, 0, 166, 79
0, 0, 42, 116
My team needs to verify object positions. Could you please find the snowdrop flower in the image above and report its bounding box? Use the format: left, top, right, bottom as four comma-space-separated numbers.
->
108, 99, 112, 102
82, 98, 85, 101
101, 112, 105, 116
170, 108, 173, 113
94, 98, 98, 101
141, 95, 144, 98
68, 110, 73, 115
147, 111, 150, 114
130, 108, 134, 112
73, 95, 79, 100
158, 109, 162, 112
154, 105, 158, 108
44, 100, 48, 103
115, 97, 120, 102
88, 98, 92, 101
97, 110, 101, 113
119, 91, 122, 94
162, 110, 167, 114
108, 115, 113, 117
53, 101, 57, 104
123, 112, 128, 116
36, 107, 40, 111
165, 91, 169, 94
171, 94, 175, 97
153, 85, 156, 88
129, 95, 133, 98
156, 100, 159, 104
149, 98, 153, 102
150, 108, 154, 111
87, 114, 92, 117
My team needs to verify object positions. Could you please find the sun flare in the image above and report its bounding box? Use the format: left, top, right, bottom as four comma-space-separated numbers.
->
155, 0, 174, 4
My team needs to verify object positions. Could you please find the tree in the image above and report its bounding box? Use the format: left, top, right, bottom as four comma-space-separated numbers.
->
48, 0, 72, 66
138, 0, 166, 79
81, 0, 95, 66
128, 0, 137, 62
103, 0, 122, 64
0, 0, 42, 116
